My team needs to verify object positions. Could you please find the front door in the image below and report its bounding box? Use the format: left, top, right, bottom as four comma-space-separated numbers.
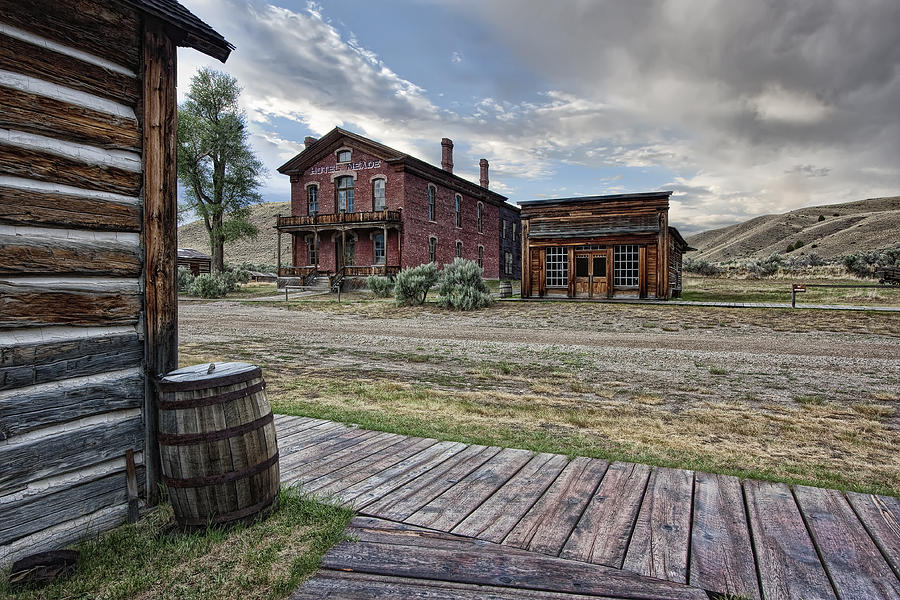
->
574, 252, 608, 298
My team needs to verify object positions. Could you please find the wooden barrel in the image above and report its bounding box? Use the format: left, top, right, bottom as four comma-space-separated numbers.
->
499, 280, 513, 298
156, 362, 280, 528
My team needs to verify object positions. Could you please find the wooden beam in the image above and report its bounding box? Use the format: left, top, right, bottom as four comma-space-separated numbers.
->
0, 185, 141, 231
0, 145, 141, 196
141, 19, 178, 505
0, 234, 141, 277
0, 280, 141, 328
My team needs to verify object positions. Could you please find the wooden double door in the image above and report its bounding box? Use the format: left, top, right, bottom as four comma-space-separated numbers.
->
574, 250, 609, 298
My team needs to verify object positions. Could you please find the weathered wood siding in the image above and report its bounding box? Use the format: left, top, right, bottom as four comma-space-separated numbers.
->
0, 0, 147, 565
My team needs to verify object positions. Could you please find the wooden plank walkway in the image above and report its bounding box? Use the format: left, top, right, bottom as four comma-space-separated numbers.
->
276, 416, 900, 600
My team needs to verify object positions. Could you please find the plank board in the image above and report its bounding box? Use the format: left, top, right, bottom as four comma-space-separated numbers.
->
504, 456, 608, 555
0, 186, 141, 232
561, 461, 651, 568
0, 145, 141, 196
278, 427, 371, 473
340, 441, 468, 508
622, 467, 693, 584
286, 431, 407, 483
0, 86, 140, 150
452, 452, 569, 542
0, 281, 141, 328
743, 479, 837, 600
0, 370, 143, 439
846, 492, 900, 579
362, 444, 501, 521
794, 485, 900, 599
688, 472, 760, 599
0, 234, 141, 277
405, 447, 534, 531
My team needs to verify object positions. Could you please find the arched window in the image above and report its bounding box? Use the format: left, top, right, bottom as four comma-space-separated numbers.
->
336, 176, 354, 212
478, 245, 483, 268
455, 195, 462, 228
455, 240, 462, 258
307, 185, 318, 215
477, 203, 483, 233
429, 237, 437, 263
427, 186, 436, 221
374, 233, 385, 264
373, 178, 386, 211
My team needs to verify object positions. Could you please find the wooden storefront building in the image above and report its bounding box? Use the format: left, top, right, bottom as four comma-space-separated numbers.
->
520, 192, 691, 300
0, 0, 230, 566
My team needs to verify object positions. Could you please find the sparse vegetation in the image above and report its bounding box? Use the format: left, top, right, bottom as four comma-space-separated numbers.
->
0, 489, 351, 600
436, 258, 494, 310
842, 247, 900, 278
180, 266, 251, 298
366, 275, 395, 297
394, 263, 439, 305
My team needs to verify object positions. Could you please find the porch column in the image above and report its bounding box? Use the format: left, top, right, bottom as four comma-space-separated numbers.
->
314, 228, 319, 272
276, 226, 282, 274
341, 227, 346, 269
383, 224, 388, 269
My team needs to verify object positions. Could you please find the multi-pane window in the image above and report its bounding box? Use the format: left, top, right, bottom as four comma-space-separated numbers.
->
455, 195, 462, 227
478, 246, 483, 268
337, 149, 351, 162
455, 240, 462, 258
614, 245, 639, 287
505, 252, 513, 275
427, 186, 435, 221
373, 178, 386, 211
545, 247, 568, 288
477, 204, 483, 233
307, 236, 317, 265
512, 222, 517, 241
336, 176, 354, 212
429, 237, 437, 263
307, 185, 318, 215
374, 233, 385, 264
502, 219, 507, 239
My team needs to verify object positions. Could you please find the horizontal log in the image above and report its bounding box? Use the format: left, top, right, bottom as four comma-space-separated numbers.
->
0, 2, 140, 77
0, 145, 141, 196
0, 370, 143, 439
0, 330, 141, 391
0, 32, 139, 108
0, 280, 141, 329
0, 86, 140, 151
0, 465, 145, 545
0, 415, 143, 494
0, 184, 140, 231
0, 234, 141, 277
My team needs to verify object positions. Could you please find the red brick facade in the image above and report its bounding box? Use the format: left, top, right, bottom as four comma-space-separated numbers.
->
276, 128, 518, 280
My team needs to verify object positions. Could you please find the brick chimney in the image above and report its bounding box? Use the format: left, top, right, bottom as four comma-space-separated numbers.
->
304, 136, 317, 148
441, 138, 454, 173
479, 158, 489, 189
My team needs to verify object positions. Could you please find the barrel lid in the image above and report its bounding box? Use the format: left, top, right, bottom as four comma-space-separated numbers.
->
156, 362, 261, 391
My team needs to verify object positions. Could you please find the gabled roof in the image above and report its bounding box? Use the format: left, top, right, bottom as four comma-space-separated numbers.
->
177, 248, 211, 260
278, 127, 508, 205
126, 0, 233, 62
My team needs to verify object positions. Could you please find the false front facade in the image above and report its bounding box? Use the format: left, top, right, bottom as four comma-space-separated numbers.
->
275, 128, 519, 281
520, 192, 691, 300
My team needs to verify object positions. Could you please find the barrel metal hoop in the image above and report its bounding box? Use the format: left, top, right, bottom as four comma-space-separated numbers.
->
162, 451, 279, 489
157, 412, 274, 446
157, 380, 266, 410
156, 367, 262, 392
175, 495, 279, 527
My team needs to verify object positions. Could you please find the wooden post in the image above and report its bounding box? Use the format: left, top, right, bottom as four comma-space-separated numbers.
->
142, 19, 178, 505
383, 224, 388, 266
276, 221, 282, 276
315, 229, 319, 272
341, 227, 346, 269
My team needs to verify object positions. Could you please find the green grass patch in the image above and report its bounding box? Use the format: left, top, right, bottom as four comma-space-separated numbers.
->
1, 489, 351, 600
794, 394, 825, 406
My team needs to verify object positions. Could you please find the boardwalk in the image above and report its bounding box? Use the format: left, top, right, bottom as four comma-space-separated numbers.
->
276, 415, 900, 600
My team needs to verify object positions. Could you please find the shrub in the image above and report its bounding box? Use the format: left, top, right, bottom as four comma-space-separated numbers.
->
367, 275, 395, 297
437, 258, 494, 311
818, 215, 826, 222
683, 258, 722, 276
746, 253, 783, 277
177, 266, 195, 292
842, 247, 900, 278
394, 263, 439, 305
188, 273, 229, 298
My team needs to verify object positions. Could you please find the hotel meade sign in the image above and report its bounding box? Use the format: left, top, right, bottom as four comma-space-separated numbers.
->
307, 160, 382, 176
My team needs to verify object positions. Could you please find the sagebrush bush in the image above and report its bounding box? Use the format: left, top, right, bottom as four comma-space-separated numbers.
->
842, 248, 900, 278
366, 275, 395, 297
177, 266, 195, 292
745, 253, 784, 278
188, 273, 228, 298
683, 258, 721, 276
394, 263, 439, 305
437, 258, 494, 311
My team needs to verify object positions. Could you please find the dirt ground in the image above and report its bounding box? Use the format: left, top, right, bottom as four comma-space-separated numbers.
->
178, 297, 900, 495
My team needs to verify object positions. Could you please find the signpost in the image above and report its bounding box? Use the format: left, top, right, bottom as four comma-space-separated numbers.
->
792, 284, 806, 308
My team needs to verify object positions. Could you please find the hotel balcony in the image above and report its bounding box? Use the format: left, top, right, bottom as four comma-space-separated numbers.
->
275, 209, 402, 231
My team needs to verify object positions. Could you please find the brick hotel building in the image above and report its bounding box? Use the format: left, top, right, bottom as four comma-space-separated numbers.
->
275, 127, 521, 281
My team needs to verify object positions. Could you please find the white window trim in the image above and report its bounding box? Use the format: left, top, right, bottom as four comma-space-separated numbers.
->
335, 146, 353, 163
372, 175, 387, 211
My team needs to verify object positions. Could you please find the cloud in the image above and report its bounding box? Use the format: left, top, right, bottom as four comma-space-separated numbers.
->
451, 51, 463, 64
178, 0, 900, 231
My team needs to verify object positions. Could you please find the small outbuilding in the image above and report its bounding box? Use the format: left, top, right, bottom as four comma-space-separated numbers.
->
519, 192, 692, 300
177, 248, 212, 276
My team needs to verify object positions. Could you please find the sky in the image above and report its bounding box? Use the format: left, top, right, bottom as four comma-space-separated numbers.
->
178, 0, 900, 235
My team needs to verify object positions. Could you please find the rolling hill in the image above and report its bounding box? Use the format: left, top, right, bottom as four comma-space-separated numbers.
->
177, 201, 291, 269
685, 196, 900, 262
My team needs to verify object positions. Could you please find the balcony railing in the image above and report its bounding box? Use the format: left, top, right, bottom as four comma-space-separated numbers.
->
279, 266, 316, 278
277, 210, 401, 229
278, 265, 400, 278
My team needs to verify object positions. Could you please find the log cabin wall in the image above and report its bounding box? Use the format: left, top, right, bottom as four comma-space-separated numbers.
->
0, 0, 230, 566
520, 192, 688, 301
